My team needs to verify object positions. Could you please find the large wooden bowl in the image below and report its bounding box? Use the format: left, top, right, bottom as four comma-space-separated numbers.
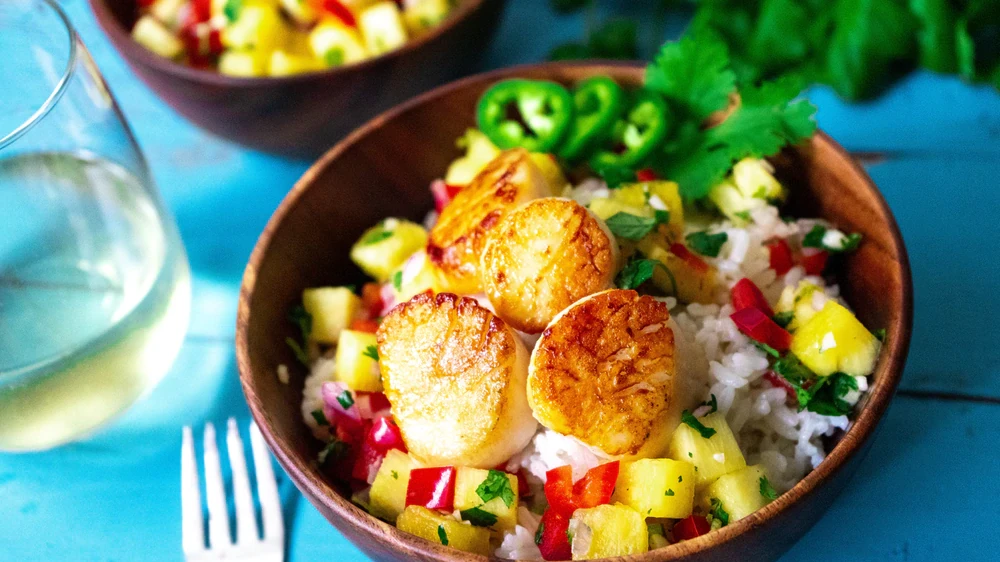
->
237, 62, 913, 561
89, 0, 506, 158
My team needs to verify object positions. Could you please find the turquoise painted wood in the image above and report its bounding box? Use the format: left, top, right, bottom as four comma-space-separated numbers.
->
2, 0, 998, 560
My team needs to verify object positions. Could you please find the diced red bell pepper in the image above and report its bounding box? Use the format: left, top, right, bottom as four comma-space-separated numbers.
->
543, 465, 576, 515
544, 461, 620, 515
367, 417, 406, 451
801, 248, 829, 275
361, 283, 383, 318
351, 433, 383, 484
321, 0, 357, 27
670, 243, 710, 273
350, 318, 380, 333
673, 514, 711, 541
730, 277, 774, 317
406, 467, 457, 511
763, 371, 799, 407
537, 509, 573, 561
351, 417, 405, 484
191, 0, 211, 22
430, 180, 463, 214
355, 392, 392, 420
635, 168, 658, 182
766, 239, 794, 276
730, 307, 792, 352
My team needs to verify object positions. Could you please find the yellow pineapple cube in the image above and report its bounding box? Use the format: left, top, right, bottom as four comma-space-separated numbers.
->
569, 503, 648, 560
697, 464, 773, 523
302, 287, 360, 344
222, 4, 286, 52
667, 412, 746, 488
358, 1, 408, 56
149, 0, 187, 30
444, 129, 501, 186
369, 450, 414, 522
350, 219, 429, 283
637, 239, 718, 304
278, 0, 317, 25
708, 158, 786, 224
132, 16, 185, 59
308, 18, 369, 67
389, 250, 442, 303
453, 468, 518, 534
217, 49, 268, 76
644, 181, 685, 241
790, 300, 881, 377
402, 0, 452, 35
612, 458, 696, 519
396, 506, 492, 555
775, 281, 823, 331
333, 330, 381, 391
268, 49, 322, 75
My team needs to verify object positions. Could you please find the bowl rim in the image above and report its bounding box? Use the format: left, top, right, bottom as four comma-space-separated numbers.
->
237, 61, 914, 560
88, 0, 492, 86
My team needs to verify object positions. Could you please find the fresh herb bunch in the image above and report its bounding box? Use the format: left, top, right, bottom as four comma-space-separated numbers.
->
550, 0, 1000, 100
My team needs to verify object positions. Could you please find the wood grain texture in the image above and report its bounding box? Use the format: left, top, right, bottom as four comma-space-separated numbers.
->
88, 0, 507, 158
235, 63, 913, 561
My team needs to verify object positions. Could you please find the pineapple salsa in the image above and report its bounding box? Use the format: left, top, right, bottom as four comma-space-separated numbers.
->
286, 35, 884, 560
130, 0, 458, 76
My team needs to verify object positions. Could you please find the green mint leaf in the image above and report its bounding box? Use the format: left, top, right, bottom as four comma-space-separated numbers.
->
337, 390, 355, 410
437, 525, 448, 546
681, 410, 717, 439
460, 507, 499, 527
686, 231, 728, 257
362, 345, 380, 361
311, 409, 329, 426
476, 470, 515, 508
759, 476, 778, 501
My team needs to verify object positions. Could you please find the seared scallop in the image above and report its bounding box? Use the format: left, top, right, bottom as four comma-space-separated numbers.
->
376, 292, 537, 467
427, 149, 553, 295
481, 197, 619, 333
528, 289, 682, 458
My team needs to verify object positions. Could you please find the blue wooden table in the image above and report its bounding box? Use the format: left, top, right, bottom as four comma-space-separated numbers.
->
3, 1, 999, 559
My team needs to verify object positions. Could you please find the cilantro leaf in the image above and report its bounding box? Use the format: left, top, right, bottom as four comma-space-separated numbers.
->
760, 475, 778, 501
807, 372, 859, 416
681, 410, 717, 439
874, 328, 887, 342
593, 163, 636, 189
709, 498, 730, 526
318, 438, 349, 465
534, 521, 545, 545
288, 305, 312, 341
324, 48, 345, 67
285, 337, 310, 366
615, 258, 671, 291
606, 212, 665, 241
337, 390, 355, 410
311, 409, 329, 426
701, 393, 718, 414
361, 229, 393, 246
645, 34, 736, 122
437, 525, 448, 546
223, 0, 242, 22
476, 470, 515, 508
802, 225, 827, 248
773, 311, 795, 328
686, 231, 728, 257
665, 489, 675, 496
391, 270, 403, 292
754, 341, 780, 358
363, 345, 379, 361
460, 507, 499, 527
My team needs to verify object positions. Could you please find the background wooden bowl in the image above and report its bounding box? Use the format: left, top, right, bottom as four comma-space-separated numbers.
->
237, 62, 913, 561
89, 0, 507, 158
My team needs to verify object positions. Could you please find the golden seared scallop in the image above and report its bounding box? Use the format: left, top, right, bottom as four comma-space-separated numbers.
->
528, 289, 682, 458
427, 149, 554, 295
376, 292, 537, 467
481, 197, 619, 334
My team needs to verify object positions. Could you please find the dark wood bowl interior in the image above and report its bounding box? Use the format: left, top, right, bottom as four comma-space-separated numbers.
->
89, 0, 507, 158
237, 62, 913, 561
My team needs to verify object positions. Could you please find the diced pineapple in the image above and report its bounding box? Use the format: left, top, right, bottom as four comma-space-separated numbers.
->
732, 159, 785, 204
396, 506, 492, 555
775, 281, 823, 331
444, 129, 501, 186
309, 18, 369, 66
530, 153, 569, 194
644, 181, 685, 242
402, 0, 452, 35
648, 524, 669, 549
358, 2, 409, 56
132, 16, 185, 59
667, 412, 746, 488
569, 503, 648, 560
707, 179, 750, 224
302, 287, 360, 344
369, 450, 414, 522
334, 330, 382, 391
268, 49, 323, 76
453, 468, 518, 534
222, 4, 287, 52
612, 458, 696, 519
149, 0, 187, 30
278, 0, 318, 25
218, 50, 268, 76
790, 300, 881, 377
697, 465, 772, 522
588, 197, 649, 223
637, 239, 718, 304
350, 219, 429, 283
390, 250, 442, 303
588, 182, 684, 242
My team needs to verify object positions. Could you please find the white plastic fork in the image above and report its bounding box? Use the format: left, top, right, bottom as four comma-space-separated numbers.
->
182, 419, 285, 562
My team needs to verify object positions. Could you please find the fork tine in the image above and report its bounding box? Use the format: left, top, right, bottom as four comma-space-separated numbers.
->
249, 421, 284, 542
181, 427, 205, 556
202, 422, 232, 550
226, 418, 260, 545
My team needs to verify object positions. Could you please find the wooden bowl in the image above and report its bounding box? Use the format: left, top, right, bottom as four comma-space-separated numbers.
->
89, 0, 507, 158
236, 62, 913, 561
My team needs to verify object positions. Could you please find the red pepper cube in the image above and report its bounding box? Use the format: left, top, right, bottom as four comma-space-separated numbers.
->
730, 307, 792, 351
537, 509, 573, 561
670, 243, 710, 273
802, 249, 829, 275
635, 168, 658, 182
766, 239, 795, 276
572, 461, 619, 509
543, 465, 576, 515
672, 514, 711, 541
730, 277, 774, 317
322, 0, 357, 27
406, 466, 457, 511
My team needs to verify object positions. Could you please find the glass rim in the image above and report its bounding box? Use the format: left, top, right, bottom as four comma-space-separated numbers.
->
0, 0, 78, 151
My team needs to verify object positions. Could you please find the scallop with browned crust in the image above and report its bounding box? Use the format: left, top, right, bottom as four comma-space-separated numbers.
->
376, 292, 537, 467
481, 197, 619, 334
528, 289, 681, 458
427, 149, 553, 295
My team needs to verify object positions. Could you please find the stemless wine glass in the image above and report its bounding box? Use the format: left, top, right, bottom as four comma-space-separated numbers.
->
0, 0, 191, 451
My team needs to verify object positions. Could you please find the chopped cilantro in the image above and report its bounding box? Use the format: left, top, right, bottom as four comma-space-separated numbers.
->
362, 345, 380, 361
288, 305, 312, 341
802, 225, 827, 248
681, 410, 717, 439
615, 258, 664, 290
593, 163, 636, 188
534, 521, 545, 545
807, 372, 859, 416
803, 225, 863, 253
759, 476, 778, 501
337, 390, 355, 410
476, 470, 515, 508
773, 310, 795, 328
754, 341, 781, 358
701, 394, 718, 414
605, 212, 665, 241
361, 229, 393, 246
645, 34, 735, 123
685, 231, 729, 257
437, 525, 448, 546
391, 470, 399, 480
285, 337, 309, 366
678, 475, 683, 483
324, 48, 345, 67
311, 409, 329, 426
647, 522, 665, 537
665, 489, 675, 496
688, 452, 693, 458
566, 528, 574, 544
391, 270, 403, 292
841, 232, 863, 251
734, 210, 753, 222
874, 328, 887, 342
223, 0, 242, 22
318, 438, 349, 464
460, 507, 499, 527
709, 498, 730, 526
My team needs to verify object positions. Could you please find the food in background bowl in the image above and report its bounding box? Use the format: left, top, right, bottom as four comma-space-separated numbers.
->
277, 37, 888, 561
131, 0, 459, 76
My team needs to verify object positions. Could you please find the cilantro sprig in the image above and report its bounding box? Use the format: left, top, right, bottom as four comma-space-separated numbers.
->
681, 410, 717, 439
460, 507, 499, 527
476, 470, 516, 508
760, 476, 778, 501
